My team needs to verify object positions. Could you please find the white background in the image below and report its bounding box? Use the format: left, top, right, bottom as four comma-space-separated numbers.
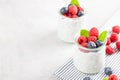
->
0, 0, 120, 80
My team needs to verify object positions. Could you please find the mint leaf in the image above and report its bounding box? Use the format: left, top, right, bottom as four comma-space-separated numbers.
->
98, 31, 107, 42
80, 29, 89, 37
70, 0, 80, 6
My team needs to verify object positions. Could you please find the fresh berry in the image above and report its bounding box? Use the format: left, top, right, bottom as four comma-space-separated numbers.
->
78, 36, 87, 44
88, 36, 97, 42
106, 38, 111, 45
104, 67, 112, 76
60, 7, 68, 14
77, 11, 84, 17
103, 77, 109, 80
81, 43, 88, 48
68, 5, 78, 15
116, 41, 120, 51
95, 40, 103, 47
87, 41, 96, 48
112, 25, 120, 34
71, 15, 78, 18
83, 77, 91, 80
89, 27, 99, 37
106, 45, 115, 55
77, 6, 84, 11
110, 33, 118, 42
109, 74, 118, 80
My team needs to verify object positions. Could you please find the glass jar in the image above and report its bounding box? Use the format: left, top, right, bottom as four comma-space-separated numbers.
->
57, 12, 86, 43
73, 34, 106, 74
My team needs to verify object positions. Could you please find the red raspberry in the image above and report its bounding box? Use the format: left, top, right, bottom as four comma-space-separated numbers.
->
71, 15, 78, 18
109, 74, 118, 80
77, 6, 84, 11
106, 45, 115, 55
112, 25, 120, 34
81, 42, 87, 48
106, 38, 111, 45
68, 5, 78, 15
77, 36, 87, 44
116, 41, 120, 51
110, 33, 118, 42
89, 27, 99, 37
88, 36, 97, 42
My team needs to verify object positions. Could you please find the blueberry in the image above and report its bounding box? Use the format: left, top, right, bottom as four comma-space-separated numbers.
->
95, 40, 103, 47
77, 11, 84, 17
83, 77, 91, 80
87, 41, 96, 48
104, 67, 113, 76
60, 7, 68, 14
68, 4, 73, 7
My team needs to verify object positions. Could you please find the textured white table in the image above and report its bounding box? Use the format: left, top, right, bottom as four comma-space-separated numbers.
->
0, 0, 120, 80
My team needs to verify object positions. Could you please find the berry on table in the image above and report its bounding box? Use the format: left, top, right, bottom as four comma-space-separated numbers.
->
83, 77, 91, 80
68, 4, 78, 15
106, 45, 115, 55
109, 74, 118, 80
95, 40, 103, 47
116, 41, 120, 51
106, 38, 111, 45
77, 11, 84, 17
87, 41, 96, 48
112, 25, 120, 34
110, 33, 118, 42
77, 36, 87, 44
71, 15, 78, 18
104, 67, 112, 76
60, 7, 68, 14
88, 36, 97, 42
89, 27, 99, 37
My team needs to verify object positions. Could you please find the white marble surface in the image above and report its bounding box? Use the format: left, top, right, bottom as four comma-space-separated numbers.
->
0, 0, 120, 80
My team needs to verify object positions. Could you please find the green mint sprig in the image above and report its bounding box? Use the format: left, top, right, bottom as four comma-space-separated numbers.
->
80, 29, 89, 37
98, 31, 108, 42
70, 0, 80, 6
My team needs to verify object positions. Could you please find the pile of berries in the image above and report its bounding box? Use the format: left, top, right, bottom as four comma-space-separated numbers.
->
77, 27, 107, 49
83, 67, 119, 80
106, 25, 120, 55
60, 4, 84, 18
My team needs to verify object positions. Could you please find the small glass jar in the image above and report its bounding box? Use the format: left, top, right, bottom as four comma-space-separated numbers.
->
73, 34, 106, 74
57, 12, 86, 43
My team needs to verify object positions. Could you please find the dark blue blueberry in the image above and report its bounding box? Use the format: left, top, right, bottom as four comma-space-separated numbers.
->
68, 4, 73, 7
95, 40, 103, 47
87, 41, 96, 48
77, 11, 84, 17
60, 7, 68, 14
83, 77, 91, 80
104, 67, 113, 76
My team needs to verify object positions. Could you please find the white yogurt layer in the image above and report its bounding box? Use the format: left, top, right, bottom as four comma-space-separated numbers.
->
57, 14, 86, 43
73, 45, 105, 74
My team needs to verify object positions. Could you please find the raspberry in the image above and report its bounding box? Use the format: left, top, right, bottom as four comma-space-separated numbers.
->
116, 41, 120, 51
88, 36, 97, 42
110, 33, 118, 42
71, 15, 78, 18
81, 42, 88, 48
89, 27, 99, 37
109, 74, 118, 80
68, 5, 78, 15
106, 45, 115, 55
112, 25, 120, 34
77, 36, 87, 44
106, 38, 111, 45
77, 6, 84, 11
